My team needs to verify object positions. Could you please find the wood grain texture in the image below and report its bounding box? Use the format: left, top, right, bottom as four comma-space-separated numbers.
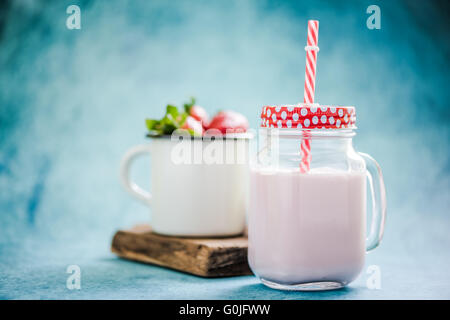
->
111, 225, 252, 277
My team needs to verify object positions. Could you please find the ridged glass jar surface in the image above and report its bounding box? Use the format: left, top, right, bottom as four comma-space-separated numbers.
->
248, 127, 385, 291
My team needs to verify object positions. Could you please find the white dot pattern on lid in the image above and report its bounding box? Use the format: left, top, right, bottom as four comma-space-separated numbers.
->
304, 119, 310, 127
275, 106, 281, 112
277, 120, 282, 128
286, 120, 292, 128
293, 113, 299, 121
321, 115, 327, 124
267, 109, 271, 117
311, 106, 317, 113
281, 111, 287, 120
297, 123, 302, 128
329, 116, 335, 124
272, 114, 276, 121
301, 108, 307, 116
312, 116, 318, 124
344, 114, 348, 123
320, 106, 328, 112
287, 106, 294, 112
336, 119, 341, 128
338, 109, 344, 117
330, 107, 336, 113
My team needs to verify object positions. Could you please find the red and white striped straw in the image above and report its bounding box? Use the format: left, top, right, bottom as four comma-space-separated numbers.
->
304, 20, 319, 104
300, 20, 319, 173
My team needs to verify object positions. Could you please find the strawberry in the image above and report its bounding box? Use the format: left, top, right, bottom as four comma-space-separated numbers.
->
181, 116, 204, 136
189, 105, 210, 129
208, 110, 249, 134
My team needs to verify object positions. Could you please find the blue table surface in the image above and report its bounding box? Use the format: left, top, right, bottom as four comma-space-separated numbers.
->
1, 213, 450, 300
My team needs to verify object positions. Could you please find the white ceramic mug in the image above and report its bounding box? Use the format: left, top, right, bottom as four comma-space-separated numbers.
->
120, 134, 250, 237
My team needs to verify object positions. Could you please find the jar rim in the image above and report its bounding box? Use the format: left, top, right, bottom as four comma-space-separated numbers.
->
265, 103, 355, 109
259, 127, 356, 138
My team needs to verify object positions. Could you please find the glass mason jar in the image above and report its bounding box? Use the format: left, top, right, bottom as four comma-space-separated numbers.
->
248, 104, 386, 291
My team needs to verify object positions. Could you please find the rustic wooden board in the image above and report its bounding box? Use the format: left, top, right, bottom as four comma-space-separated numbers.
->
111, 225, 252, 277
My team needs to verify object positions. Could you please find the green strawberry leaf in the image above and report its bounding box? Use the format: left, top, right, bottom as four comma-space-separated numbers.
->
145, 98, 196, 137
177, 112, 188, 126
146, 119, 159, 131
183, 97, 196, 114
166, 104, 179, 118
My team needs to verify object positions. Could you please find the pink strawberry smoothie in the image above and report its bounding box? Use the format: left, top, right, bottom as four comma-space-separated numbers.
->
248, 167, 367, 286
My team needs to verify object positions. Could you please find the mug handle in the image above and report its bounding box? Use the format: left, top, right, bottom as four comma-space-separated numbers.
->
359, 152, 387, 252
120, 144, 152, 205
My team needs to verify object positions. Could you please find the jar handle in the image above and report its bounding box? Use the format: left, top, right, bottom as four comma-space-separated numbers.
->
359, 152, 387, 252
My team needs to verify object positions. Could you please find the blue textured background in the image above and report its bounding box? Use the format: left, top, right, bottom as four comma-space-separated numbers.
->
0, 0, 449, 299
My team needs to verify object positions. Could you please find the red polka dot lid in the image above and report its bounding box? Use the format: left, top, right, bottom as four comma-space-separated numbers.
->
260, 104, 356, 129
